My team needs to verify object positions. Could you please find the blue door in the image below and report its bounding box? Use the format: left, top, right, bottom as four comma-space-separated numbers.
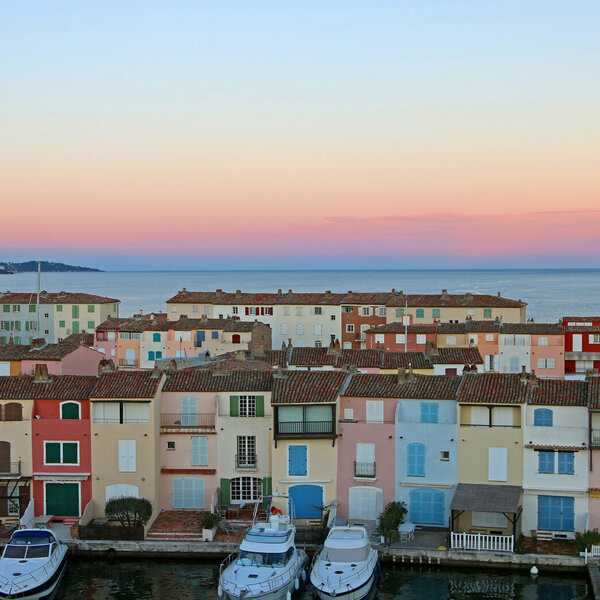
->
409, 489, 445, 525
538, 495, 574, 531
288, 445, 307, 476
289, 485, 322, 519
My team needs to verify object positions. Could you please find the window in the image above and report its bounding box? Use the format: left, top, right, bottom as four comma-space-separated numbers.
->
12, 305, 20, 312
330, 315, 336, 320
409, 489, 445, 525
342, 306, 354, 313
343, 408, 354, 420
296, 324, 304, 335
590, 334, 600, 344
44, 441, 78, 464
361, 307, 371, 316
377, 307, 386, 317
118, 440, 136, 472
28, 304, 35, 313
440, 451, 450, 461
558, 452, 575, 474
374, 333, 385, 344
346, 324, 355, 333
231, 477, 262, 502
232, 306, 238, 315
237, 436, 256, 467
27, 321, 37, 331
482, 309, 492, 318
539, 451, 555, 474
538, 496, 574, 532
191, 436, 209, 466
416, 334, 426, 345
355, 443, 375, 477
232, 334, 241, 343
59, 320, 65, 328
416, 309, 424, 318
396, 334, 406, 344
107, 331, 116, 341
211, 331, 219, 339
534, 408, 553, 427
239, 395, 257, 417
407, 443, 426, 476
395, 308, 404, 317
509, 357, 520, 372
366, 400, 384, 424
447, 336, 456, 346
288, 445, 308, 476
192, 305, 199, 313
123, 403, 150, 424
538, 337, 548, 346
92, 402, 149, 424
420, 402, 439, 423
283, 307, 290, 316
485, 333, 494, 342
2, 305, 8, 313
153, 333, 161, 342
472, 511, 507, 528
119, 332, 130, 340
72, 306, 79, 318
314, 324, 322, 335
488, 447, 508, 481
315, 340, 322, 348
148, 351, 155, 360
167, 441, 175, 450
87, 321, 95, 329
296, 307, 302, 316
156, 351, 162, 359
172, 478, 205, 509
88, 305, 95, 313
314, 307, 322, 315
432, 309, 440, 318
60, 402, 80, 420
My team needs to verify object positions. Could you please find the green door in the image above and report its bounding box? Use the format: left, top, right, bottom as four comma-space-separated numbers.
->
45, 483, 79, 516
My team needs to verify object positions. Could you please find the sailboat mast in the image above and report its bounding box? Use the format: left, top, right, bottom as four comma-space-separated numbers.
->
36, 261, 41, 339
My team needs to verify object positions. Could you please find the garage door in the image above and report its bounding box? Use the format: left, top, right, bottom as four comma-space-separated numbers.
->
46, 483, 79, 517
349, 487, 383, 521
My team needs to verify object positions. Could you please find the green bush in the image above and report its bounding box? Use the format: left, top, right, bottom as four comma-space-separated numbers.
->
514, 539, 527, 554
201, 512, 220, 529
576, 529, 600, 552
377, 501, 408, 542
105, 497, 152, 528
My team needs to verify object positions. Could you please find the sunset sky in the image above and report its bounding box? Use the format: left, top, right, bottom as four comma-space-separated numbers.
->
2, 1, 599, 269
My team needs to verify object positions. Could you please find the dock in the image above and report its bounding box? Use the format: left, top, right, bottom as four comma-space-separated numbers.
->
588, 563, 600, 599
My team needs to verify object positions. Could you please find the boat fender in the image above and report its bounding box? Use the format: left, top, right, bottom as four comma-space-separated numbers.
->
218, 585, 223, 597
272, 508, 283, 515
18, 525, 26, 530
295, 577, 299, 590
301, 570, 307, 582
286, 592, 292, 600
530, 565, 539, 577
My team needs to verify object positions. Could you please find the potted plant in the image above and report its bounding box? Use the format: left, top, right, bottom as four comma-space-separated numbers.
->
201, 512, 221, 541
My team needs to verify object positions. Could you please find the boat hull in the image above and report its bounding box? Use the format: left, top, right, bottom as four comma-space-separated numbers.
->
313, 569, 376, 600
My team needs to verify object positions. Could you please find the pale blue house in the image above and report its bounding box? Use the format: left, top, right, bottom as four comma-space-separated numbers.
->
395, 375, 461, 528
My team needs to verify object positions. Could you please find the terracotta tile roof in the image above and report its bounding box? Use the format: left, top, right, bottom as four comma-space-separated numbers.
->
163, 369, 273, 393
289, 347, 336, 367
340, 293, 393, 305
366, 323, 438, 334
386, 293, 525, 308
0, 376, 35, 399
337, 349, 385, 369
457, 373, 529, 404
271, 371, 347, 404
90, 371, 162, 399
167, 290, 345, 306
430, 347, 483, 365
565, 326, 600, 333
25, 342, 96, 361
465, 320, 504, 333
562, 317, 600, 323
381, 352, 433, 370
95, 318, 131, 332
529, 379, 589, 407
33, 375, 96, 400
502, 323, 564, 335
438, 323, 467, 334
0, 291, 119, 304
343, 373, 461, 399
588, 377, 600, 410
263, 350, 288, 367
119, 319, 172, 332
196, 358, 274, 372
0, 345, 33, 361
285, 348, 432, 370
62, 333, 94, 346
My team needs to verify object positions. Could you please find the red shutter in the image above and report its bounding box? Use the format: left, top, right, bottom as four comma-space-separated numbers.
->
261, 307, 264, 315
245, 307, 249, 315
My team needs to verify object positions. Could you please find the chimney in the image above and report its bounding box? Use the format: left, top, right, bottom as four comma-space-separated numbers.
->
334, 338, 341, 354
281, 341, 287, 351
397, 367, 407, 384
529, 370, 538, 386
498, 291, 502, 297
346, 365, 358, 374
391, 288, 395, 294
216, 289, 222, 293
406, 365, 415, 381
278, 289, 282, 296
327, 338, 335, 354
325, 290, 332, 297
288, 338, 293, 349
213, 358, 228, 376
169, 359, 178, 370
288, 289, 292, 295
250, 343, 264, 357
31, 338, 46, 348
98, 359, 116, 375
235, 350, 246, 362
347, 290, 353, 297
425, 341, 437, 357
33, 364, 49, 382
274, 365, 286, 379
520, 365, 528, 382
150, 365, 160, 378
375, 342, 385, 353
441, 289, 448, 300
236, 290, 242, 298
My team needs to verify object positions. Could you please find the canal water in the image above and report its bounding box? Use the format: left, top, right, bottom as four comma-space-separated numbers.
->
56, 559, 592, 599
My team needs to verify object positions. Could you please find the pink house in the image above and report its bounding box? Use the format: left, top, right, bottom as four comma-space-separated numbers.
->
365, 323, 438, 353
21, 343, 106, 376
94, 318, 128, 361
336, 374, 399, 522
529, 324, 565, 379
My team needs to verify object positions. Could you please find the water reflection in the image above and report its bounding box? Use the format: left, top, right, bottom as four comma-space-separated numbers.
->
57, 560, 591, 600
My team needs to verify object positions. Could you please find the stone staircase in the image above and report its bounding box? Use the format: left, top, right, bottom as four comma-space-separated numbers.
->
146, 510, 208, 543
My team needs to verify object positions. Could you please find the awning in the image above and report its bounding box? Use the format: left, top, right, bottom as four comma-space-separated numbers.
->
450, 483, 521, 514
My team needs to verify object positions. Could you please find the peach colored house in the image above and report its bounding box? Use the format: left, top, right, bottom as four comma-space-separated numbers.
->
0, 345, 32, 376
528, 324, 565, 379
94, 318, 129, 362
21, 343, 105, 376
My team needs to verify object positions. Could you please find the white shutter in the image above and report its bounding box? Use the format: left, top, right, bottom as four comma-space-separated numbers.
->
281, 324, 288, 335
375, 334, 385, 344
118, 440, 136, 472
471, 406, 489, 426
344, 408, 354, 420
93, 402, 119, 423
181, 396, 198, 426
366, 401, 384, 424
492, 406, 514, 427
416, 335, 426, 344
488, 447, 507, 481
356, 443, 375, 462
191, 436, 208, 466
396, 334, 406, 344
123, 402, 149, 424
573, 334, 582, 351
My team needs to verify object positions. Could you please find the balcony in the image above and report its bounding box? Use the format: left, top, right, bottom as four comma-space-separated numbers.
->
354, 461, 376, 478
591, 430, 600, 447
160, 413, 215, 430
275, 420, 335, 438
235, 453, 257, 469
0, 461, 21, 477
119, 358, 139, 368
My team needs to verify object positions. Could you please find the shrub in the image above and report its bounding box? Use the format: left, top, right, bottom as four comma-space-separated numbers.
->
201, 512, 220, 529
514, 539, 527, 554
377, 501, 408, 543
105, 497, 152, 528
576, 529, 600, 552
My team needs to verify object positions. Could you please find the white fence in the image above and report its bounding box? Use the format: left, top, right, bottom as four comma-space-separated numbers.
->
584, 545, 600, 563
451, 532, 514, 552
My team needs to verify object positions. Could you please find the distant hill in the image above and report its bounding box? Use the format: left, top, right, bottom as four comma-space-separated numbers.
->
0, 261, 102, 273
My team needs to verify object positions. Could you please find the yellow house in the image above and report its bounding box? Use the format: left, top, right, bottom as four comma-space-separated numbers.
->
270, 370, 347, 520
89, 366, 165, 524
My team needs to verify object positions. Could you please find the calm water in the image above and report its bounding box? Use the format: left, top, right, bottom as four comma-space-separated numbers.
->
56, 559, 591, 599
2, 269, 600, 322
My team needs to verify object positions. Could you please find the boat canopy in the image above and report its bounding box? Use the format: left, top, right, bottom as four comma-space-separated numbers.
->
9, 530, 56, 545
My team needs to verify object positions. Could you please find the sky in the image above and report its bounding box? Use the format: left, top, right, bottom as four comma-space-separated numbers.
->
1, 1, 599, 270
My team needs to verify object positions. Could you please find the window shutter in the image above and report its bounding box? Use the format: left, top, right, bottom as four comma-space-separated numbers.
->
119, 440, 136, 472
181, 396, 198, 426
539, 451, 555, 473
63, 443, 78, 464
148, 351, 155, 361
61, 402, 80, 419
191, 436, 208, 466
261, 477, 272, 509
220, 478, 231, 505
255, 396, 264, 417
558, 452, 574, 474
45, 442, 61, 463
173, 478, 184, 509
488, 447, 507, 481
230, 396, 239, 417
245, 307, 249, 316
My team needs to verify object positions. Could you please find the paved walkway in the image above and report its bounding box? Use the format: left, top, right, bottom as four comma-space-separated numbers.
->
147, 510, 208, 541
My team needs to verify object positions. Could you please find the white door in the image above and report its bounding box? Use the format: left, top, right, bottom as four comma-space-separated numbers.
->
118, 440, 136, 472
349, 487, 383, 521
573, 334, 582, 352
488, 447, 508, 482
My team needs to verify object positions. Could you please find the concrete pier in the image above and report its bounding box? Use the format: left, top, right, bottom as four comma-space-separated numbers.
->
587, 563, 600, 599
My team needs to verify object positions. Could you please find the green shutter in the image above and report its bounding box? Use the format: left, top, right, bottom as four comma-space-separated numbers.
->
261, 477, 272, 509
88, 321, 95, 329
2, 305, 9, 313
29, 305, 36, 313
45, 443, 61, 463
72, 305, 79, 318
25, 321, 29, 331
255, 396, 265, 417
230, 396, 239, 417
220, 478, 231, 505
62, 443, 78, 464
59, 321, 65, 328
61, 402, 80, 419
72, 321, 79, 334
57, 305, 63, 312
88, 305, 95, 313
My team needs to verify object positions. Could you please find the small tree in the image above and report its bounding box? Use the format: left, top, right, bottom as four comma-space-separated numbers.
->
105, 497, 152, 528
377, 501, 408, 544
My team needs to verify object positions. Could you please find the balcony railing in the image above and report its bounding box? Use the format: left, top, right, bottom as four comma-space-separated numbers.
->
161, 413, 216, 428
235, 453, 257, 469
354, 461, 376, 478
0, 461, 21, 477
119, 358, 139, 367
276, 421, 334, 436
591, 429, 600, 447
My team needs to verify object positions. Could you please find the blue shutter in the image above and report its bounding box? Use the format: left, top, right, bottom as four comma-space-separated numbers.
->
407, 443, 426, 476
410, 489, 444, 524
289, 446, 307, 476
191, 436, 208, 466
538, 451, 555, 473
561, 497, 575, 531
538, 496, 551, 530
153, 333, 161, 342
156, 351, 162, 359
534, 408, 553, 426
558, 452, 574, 475
211, 331, 219, 339
538, 495, 575, 531
172, 477, 205, 509
196, 331, 206, 347
148, 351, 155, 360
420, 403, 439, 423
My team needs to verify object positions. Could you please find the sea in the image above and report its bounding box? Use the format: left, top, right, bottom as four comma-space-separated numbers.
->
1, 269, 599, 322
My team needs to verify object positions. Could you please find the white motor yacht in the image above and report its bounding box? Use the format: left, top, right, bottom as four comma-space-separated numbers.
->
310, 526, 379, 600
218, 513, 308, 600
0, 528, 68, 600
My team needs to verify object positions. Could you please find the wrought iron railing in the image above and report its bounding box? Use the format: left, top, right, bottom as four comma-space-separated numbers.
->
160, 413, 216, 427
0, 461, 21, 476
354, 461, 376, 478
591, 429, 600, 446
118, 358, 139, 367
276, 420, 334, 435
235, 453, 257, 469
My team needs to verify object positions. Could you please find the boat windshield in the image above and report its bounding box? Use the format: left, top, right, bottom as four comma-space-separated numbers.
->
237, 548, 294, 567
9, 530, 56, 545
3, 544, 50, 559
321, 546, 370, 563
